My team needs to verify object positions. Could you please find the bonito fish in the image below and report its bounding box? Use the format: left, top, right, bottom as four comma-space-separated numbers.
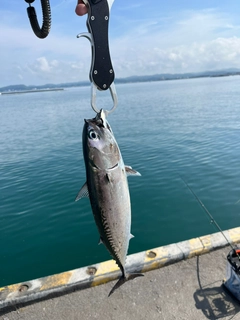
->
76, 110, 143, 296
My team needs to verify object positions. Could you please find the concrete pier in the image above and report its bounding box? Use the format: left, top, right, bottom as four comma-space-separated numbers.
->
1, 227, 240, 320
0, 88, 64, 95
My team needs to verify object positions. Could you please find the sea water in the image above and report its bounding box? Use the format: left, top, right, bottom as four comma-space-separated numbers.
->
1, 76, 240, 286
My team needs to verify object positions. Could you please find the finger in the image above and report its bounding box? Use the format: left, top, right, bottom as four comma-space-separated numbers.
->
75, 0, 88, 16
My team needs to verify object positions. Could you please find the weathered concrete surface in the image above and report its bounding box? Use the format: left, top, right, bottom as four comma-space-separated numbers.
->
2, 228, 239, 310
1, 246, 240, 320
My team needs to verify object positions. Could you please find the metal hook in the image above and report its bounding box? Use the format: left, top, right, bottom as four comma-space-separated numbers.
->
77, 32, 93, 43
91, 83, 118, 115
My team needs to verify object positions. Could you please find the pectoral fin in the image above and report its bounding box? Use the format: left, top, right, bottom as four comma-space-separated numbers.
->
125, 166, 141, 177
75, 182, 89, 201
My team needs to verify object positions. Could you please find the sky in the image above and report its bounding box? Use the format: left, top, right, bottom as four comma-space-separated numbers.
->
1, 0, 240, 87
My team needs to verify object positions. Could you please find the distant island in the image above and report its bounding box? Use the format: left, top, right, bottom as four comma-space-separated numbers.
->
1, 68, 240, 93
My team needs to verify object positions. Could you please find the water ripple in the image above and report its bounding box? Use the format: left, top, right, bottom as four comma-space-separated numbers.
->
1, 79, 240, 285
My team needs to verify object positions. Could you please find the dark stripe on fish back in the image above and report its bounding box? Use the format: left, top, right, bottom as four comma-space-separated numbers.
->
100, 208, 122, 264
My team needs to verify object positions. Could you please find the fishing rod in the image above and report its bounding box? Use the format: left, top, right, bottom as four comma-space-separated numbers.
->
179, 174, 238, 256
179, 174, 240, 301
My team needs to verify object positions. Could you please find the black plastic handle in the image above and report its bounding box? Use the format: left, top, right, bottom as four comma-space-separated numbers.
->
86, 0, 115, 90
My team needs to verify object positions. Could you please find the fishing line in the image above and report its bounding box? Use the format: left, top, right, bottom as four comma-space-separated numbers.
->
178, 174, 238, 255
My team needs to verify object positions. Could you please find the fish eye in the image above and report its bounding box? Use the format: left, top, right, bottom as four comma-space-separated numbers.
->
88, 129, 99, 140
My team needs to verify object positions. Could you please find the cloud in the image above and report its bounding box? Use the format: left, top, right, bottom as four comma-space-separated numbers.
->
109, 9, 240, 77
0, 23, 91, 85
1, 7, 240, 86
13, 57, 89, 84
111, 36, 240, 77
35, 57, 54, 73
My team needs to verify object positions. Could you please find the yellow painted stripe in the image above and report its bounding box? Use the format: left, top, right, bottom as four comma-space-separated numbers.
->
142, 248, 168, 272
95, 260, 119, 276
0, 284, 21, 299
91, 273, 118, 287
7, 284, 20, 294
228, 227, 240, 244
40, 271, 72, 291
199, 235, 212, 252
91, 261, 120, 287
188, 238, 204, 258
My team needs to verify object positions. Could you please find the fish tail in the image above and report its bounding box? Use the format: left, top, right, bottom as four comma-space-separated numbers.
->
108, 272, 144, 297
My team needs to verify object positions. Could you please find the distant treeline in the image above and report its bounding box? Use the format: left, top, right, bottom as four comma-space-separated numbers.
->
1, 69, 240, 92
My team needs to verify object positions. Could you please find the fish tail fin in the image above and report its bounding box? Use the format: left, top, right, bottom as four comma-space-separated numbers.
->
108, 272, 144, 297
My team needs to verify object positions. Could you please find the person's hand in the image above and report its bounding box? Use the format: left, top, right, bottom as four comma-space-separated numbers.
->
75, 0, 88, 16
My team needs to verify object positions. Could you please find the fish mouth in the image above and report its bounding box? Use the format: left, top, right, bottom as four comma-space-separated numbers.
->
108, 163, 118, 170
90, 160, 118, 171
84, 116, 104, 128
84, 113, 112, 131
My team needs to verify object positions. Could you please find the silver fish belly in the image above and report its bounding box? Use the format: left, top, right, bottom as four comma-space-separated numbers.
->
76, 110, 143, 295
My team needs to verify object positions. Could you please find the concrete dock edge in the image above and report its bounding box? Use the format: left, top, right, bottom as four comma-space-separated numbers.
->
1, 226, 240, 309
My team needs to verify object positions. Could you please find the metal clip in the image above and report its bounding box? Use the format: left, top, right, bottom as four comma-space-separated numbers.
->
91, 82, 117, 115
77, 0, 117, 114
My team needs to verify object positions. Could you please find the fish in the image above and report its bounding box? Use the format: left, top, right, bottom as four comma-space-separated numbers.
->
75, 109, 143, 296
